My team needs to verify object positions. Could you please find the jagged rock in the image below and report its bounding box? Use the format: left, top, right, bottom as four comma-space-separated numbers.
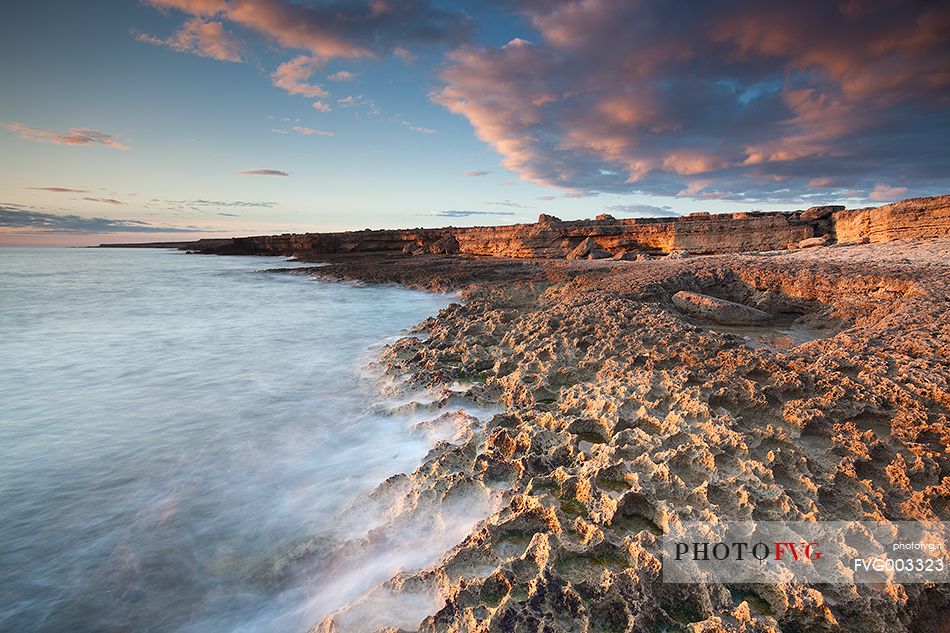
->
596, 214, 616, 221
801, 205, 845, 220
537, 213, 561, 225
798, 235, 831, 249
611, 250, 638, 260
294, 240, 950, 633
567, 237, 610, 260
665, 249, 689, 259
402, 242, 425, 255
429, 234, 460, 255
672, 290, 772, 324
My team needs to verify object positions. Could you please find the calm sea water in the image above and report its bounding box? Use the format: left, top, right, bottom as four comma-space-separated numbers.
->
0, 248, 453, 633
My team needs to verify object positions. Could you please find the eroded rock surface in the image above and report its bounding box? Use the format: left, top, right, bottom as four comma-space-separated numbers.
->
299, 239, 950, 633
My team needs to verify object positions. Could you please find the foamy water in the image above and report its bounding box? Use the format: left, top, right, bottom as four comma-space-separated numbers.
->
0, 248, 472, 633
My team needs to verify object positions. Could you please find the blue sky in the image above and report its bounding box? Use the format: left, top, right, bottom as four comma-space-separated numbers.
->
2, 1, 947, 245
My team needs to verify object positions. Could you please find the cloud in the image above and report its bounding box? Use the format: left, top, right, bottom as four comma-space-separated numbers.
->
217, 212, 240, 216
461, 169, 490, 177
0, 205, 207, 233
271, 55, 328, 98
145, 0, 472, 61
151, 198, 277, 210
292, 126, 334, 137
868, 183, 910, 202
81, 197, 125, 206
237, 168, 289, 176
607, 203, 680, 217
432, 210, 516, 218
435, 0, 950, 202
28, 187, 89, 193
400, 120, 435, 134
487, 200, 526, 208
4, 123, 128, 150
338, 94, 380, 115
329, 70, 356, 81
136, 17, 243, 62
312, 101, 333, 112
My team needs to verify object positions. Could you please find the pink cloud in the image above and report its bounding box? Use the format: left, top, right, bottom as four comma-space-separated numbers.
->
329, 70, 356, 81
271, 55, 327, 98
145, 0, 471, 61
237, 168, 289, 176
291, 126, 334, 137
869, 184, 909, 201
4, 123, 129, 150
435, 0, 950, 201
145, 0, 228, 16
137, 17, 243, 62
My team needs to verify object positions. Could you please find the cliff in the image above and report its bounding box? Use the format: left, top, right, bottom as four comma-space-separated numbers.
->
832, 195, 950, 243
115, 195, 950, 259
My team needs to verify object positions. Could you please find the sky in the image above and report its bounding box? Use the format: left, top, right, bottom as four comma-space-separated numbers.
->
1, 0, 948, 246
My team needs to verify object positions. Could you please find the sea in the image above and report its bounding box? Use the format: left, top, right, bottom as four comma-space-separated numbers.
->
0, 247, 469, 633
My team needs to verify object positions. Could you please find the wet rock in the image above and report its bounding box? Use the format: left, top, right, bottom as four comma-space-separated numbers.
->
672, 290, 772, 324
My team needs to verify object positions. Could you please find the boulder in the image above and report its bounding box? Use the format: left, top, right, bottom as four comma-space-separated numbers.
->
567, 237, 611, 260
665, 249, 690, 259
538, 213, 561, 225
429, 234, 460, 254
402, 242, 427, 256
798, 235, 831, 249
672, 291, 772, 325
801, 205, 845, 221
611, 250, 638, 260
596, 213, 616, 221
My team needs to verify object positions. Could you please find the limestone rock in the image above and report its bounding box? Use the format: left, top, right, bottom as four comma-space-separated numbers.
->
798, 235, 831, 249
567, 237, 611, 260
832, 195, 950, 243
429, 234, 460, 255
538, 213, 561, 225
665, 249, 689, 259
801, 205, 845, 221
672, 290, 772, 324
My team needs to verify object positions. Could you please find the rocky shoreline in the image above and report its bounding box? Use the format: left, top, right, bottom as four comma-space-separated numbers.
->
106, 201, 950, 632
260, 236, 948, 633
